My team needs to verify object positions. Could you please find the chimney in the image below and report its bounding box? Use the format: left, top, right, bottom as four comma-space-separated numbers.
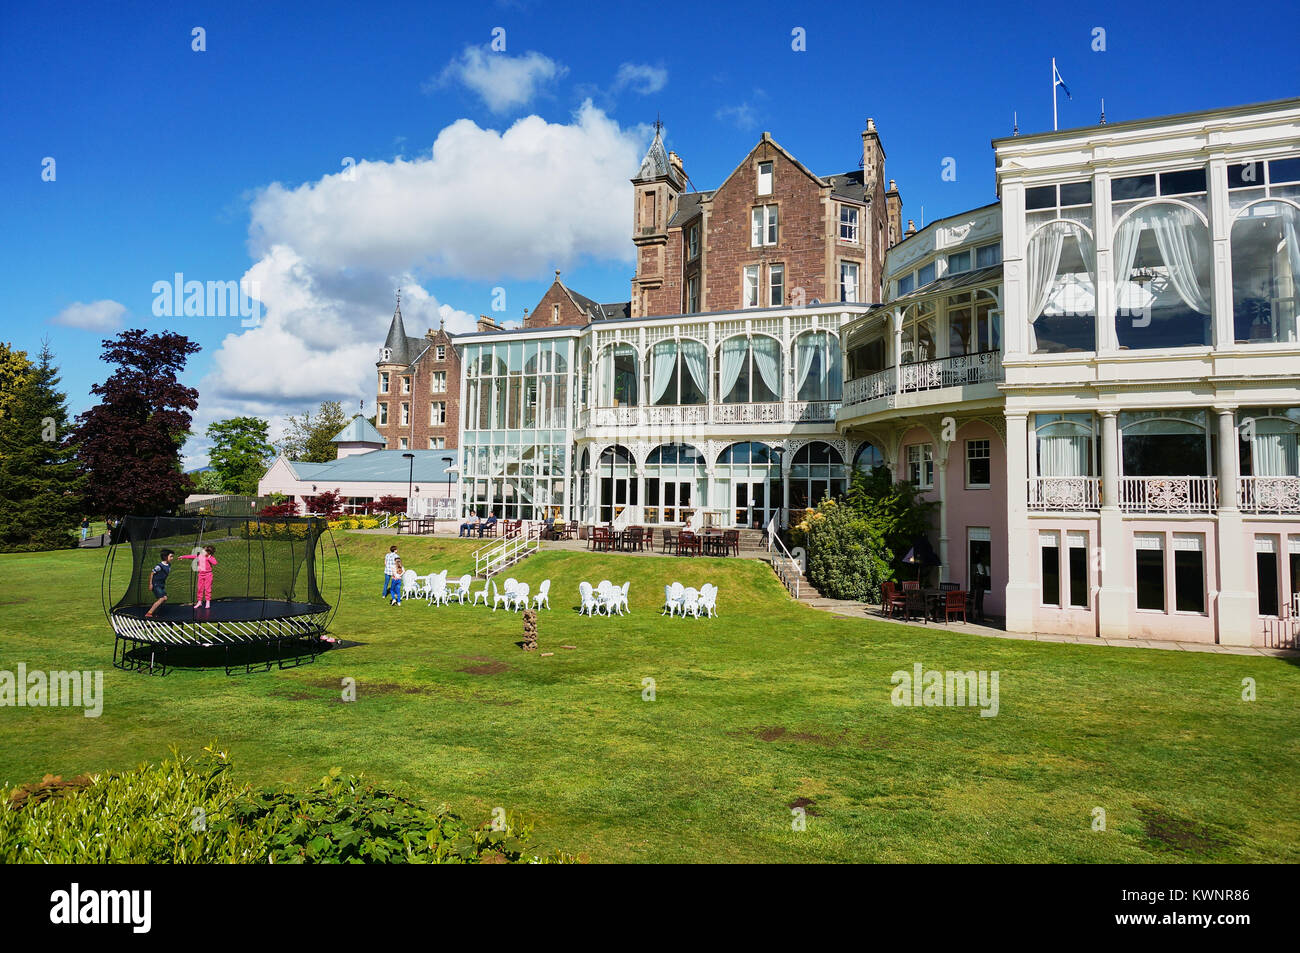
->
886, 179, 904, 247
476, 314, 500, 333
862, 118, 884, 191
904, 219, 917, 238
668, 150, 685, 182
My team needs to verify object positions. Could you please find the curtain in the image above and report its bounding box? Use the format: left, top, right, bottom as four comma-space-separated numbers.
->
718, 337, 748, 402
752, 335, 782, 400
1027, 223, 1067, 351
1254, 430, 1298, 476
1149, 205, 1211, 314
795, 333, 819, 399
1280, 207, 1300, 342
1038, 434, 1089, 477
651, 342, 675, 404
1075, 226, 1098, 314
1113, 212, 1145, 312
680, 340, 708, 400
825, 335, 842, 400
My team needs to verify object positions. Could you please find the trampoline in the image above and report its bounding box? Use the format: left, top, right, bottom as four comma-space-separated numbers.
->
104, 515, 340, 674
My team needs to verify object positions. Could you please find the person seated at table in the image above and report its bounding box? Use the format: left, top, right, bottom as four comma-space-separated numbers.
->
477, 514, 498, 537
540, 515, 556, 539
458, 513, 480, 537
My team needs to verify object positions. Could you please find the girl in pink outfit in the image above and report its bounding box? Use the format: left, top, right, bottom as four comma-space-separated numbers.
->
180, 545, 218, 608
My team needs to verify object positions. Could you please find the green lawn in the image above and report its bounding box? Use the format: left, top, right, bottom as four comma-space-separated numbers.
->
2, 534, 1298, 862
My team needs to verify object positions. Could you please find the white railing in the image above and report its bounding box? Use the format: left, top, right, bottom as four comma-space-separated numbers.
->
843, 367, 894, 404
1027, 476, 1102, 510
576, 400, 838, 427
1237, 476, 1300, 514
765, 514, 801, 600
900, 350, 1002, 394
1119, 476, 1218, 513
789, 400, 840, 422
473, 528, 540, 579
712, 401, 785, 424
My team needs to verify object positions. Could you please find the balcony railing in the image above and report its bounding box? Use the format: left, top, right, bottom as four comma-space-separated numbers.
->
842, 350, 1003, 407
1119, 476, 1218, 513
1027, 476, 1101, 510
1237, 476, 1300, 514
577, 400, 840, 428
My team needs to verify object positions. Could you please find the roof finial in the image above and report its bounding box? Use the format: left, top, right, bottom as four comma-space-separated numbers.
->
395, 288, 402, 310
1013, 111, 1019, 136
654, 113, 663, 135
555, 269, 561, 281
1099, 98, 1106, 124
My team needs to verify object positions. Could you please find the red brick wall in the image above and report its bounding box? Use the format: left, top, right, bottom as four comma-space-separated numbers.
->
374, 327, 461, 451
525, 282, 588, 329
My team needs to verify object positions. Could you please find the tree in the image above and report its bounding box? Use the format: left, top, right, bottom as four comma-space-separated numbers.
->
0, 341, 84, 551
798, 499, 890, 602
191, 469, 225, 494
0, 343, 30, 425
303, 489, 343, 519
71, 329, 200, 517
845, 467, 939, 578
259, 499, 300, 518
369, 495, 407, 515
277, 401, 351, 462
206, 416, 273, 494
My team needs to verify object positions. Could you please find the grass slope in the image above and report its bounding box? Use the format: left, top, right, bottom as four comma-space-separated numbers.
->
1, 534, 1298, 863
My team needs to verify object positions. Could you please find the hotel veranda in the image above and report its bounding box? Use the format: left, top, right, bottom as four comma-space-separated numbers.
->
371, 97, 1300, 647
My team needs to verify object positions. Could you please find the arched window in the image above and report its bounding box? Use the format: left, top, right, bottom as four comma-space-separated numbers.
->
715, 441, 782, 527
792, 331, 842, 401
1031, 413, 1096, 478
717, 335, 782, 403
598, 343, 639, 406
649, 339, 707, 405
1027, 220, 1096, 353
579, 347, 591, 408
1119, 411, 1211, 477
790, 442, 846, 509
644, 443, 705, 523
578, 447, 590, 508
1113, 203, 1211, 350
852, 442, 885, 476
946, 289, 1001, 355
596, 446, 637, 523
1232, 201, 1300, 344
1239, 409, 1300, 477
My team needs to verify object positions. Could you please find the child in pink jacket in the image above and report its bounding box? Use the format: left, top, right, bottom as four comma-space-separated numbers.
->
180, 545, 219, 609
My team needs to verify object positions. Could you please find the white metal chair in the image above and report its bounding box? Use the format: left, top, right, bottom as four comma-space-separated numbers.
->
423, 570, 448, 604
533, 579, 551, 611
400, 569, 419, 599
578, 581, 599, 616
679, 587, 700, 619
612, 581, 630, 616
509, 582, 530, 612
451, 574, 473, 604
698, 584, 718, 618
492, 580, 513, 611
471, 579, 489, 607
428, 575, 450, 606
662, 582, 684, 616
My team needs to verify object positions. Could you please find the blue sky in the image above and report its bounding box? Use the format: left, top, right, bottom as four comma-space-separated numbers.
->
2, 0, 1296, 464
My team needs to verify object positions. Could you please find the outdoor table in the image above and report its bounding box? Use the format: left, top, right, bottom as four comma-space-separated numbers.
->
922, 589, 948, 622
700, 531, 724, 556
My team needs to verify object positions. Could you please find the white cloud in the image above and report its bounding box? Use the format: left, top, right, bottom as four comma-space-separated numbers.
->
613, 63, 668, 95
246, 102, 639, 280
715, 102, 759, 130
49, 299, 126, 331
435, 46, 566, 113
192, 103, 642, 465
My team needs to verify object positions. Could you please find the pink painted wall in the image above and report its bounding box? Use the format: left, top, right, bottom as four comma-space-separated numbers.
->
945, 421, 1007, 618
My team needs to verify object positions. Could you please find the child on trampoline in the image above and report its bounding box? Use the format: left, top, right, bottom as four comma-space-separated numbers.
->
144, 549, 175, 618
180, 544, 218, 609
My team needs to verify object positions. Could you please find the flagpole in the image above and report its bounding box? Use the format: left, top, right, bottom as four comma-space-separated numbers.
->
1052, 57, 1058, 131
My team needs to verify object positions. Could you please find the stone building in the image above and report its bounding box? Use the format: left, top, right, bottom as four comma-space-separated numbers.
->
375, 295, 460, 451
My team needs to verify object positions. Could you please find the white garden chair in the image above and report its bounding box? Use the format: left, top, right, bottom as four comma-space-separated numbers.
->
578, 581, 599, 616
471, 579, 489, 607
509, 583, 530, 612
610, 581, 630, 616
428, 575, 450, 606
492, 580, 513, 611
451, 574, 473, 604
662, 582, 684, 616
400, 570, 419, 599
698, 584, 718, 618
679, 587, 700, 619
422, 570, 448, 604
532, 580, 551, 611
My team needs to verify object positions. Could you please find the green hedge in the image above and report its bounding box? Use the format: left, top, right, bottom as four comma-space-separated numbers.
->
0, 746, 570, 864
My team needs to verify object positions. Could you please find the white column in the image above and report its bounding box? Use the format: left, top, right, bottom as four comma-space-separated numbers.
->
1099, 411, 1120, 510
935, 436, 950, 576
1003, 412, 1035, 633
1093, 171, 1117, 353
1000, 182, 1028, 359
635, 467, 646, 524
1215, 406, 1254, 645
1207, 158, 1236, 351
891, 308, 904, 396
1096, 410, 1130, 638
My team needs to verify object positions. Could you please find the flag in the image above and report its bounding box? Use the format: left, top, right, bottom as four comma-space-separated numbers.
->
1053, 62, 1072, 100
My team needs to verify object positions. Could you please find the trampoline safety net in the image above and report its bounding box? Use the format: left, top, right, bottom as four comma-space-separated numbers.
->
112, 516, 329, 613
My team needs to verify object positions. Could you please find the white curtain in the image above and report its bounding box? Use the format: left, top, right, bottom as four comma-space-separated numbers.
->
1038, 434, 1090, 477
718, 337, 748, 402
752, 335, 782, 400
1149, 205, 1211, 313
825, 335, 842, 400
651, 342, 676, 404
1027, 223, 1067, 351
1113, 212, 1145, 312
795, 333, 819, 399
680, 340, 708, 399
1280, 208, 1300, 342
1254, 428, 1299, 476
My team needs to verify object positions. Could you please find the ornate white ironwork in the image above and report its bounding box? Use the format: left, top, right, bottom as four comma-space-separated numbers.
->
843, 367, 894, 404
1027, 476, 1101, 510
789, 400, 840, 422
1238, 476, 1300, 514
1119, 476, 1217, 513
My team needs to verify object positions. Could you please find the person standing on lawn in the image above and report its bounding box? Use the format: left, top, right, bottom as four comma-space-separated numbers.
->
80, 517, 90, 541
390, 554, 405, 606
383, 544, 400, 599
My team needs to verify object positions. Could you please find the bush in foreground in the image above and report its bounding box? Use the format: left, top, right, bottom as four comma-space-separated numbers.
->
0, 745, 570, 864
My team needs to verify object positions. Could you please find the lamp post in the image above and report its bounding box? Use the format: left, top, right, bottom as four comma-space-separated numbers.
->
402, 452, 415, 521
441, 455, 458, 533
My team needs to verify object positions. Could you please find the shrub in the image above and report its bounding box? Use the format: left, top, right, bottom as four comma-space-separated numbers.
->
797, 497, 890, 602
0, 746, 570, 864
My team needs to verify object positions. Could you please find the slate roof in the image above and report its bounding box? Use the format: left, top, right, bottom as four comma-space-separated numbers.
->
287, 450, 455, 484
330, 416, 385, 445
634, 127, 684, 188
827, 170, 870, 204
667, 190, 709, 228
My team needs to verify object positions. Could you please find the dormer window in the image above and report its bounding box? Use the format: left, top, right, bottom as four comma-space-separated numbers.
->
757, 161, 774, 196
380, 347, 392, 362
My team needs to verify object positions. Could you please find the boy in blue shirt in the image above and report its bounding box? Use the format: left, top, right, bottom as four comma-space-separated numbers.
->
144, 549, 175, 618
